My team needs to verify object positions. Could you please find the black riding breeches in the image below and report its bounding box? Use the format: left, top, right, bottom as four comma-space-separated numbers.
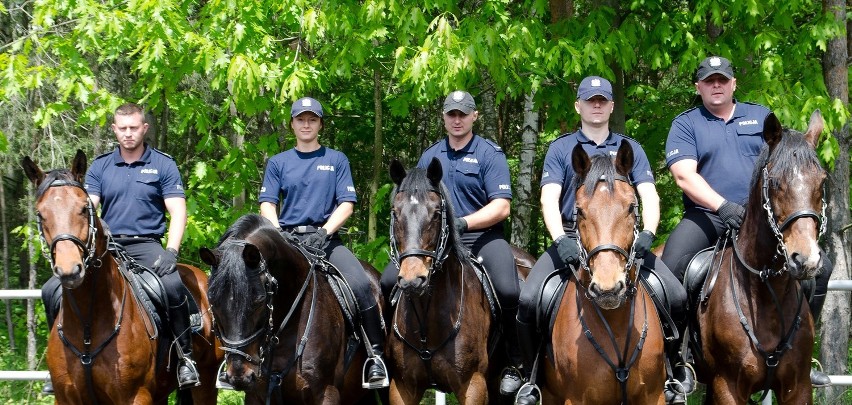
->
661, 209, 726, 282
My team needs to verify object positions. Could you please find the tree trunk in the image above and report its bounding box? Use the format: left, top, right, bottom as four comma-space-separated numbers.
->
818, 0, 850, 402
1, 170, 14, 351
610, 64, 626, 134
511, 93, 538, 252
26, 188, 37, 370
368, 67, 383, 241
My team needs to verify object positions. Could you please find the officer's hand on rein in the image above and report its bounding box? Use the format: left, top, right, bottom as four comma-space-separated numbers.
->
153, 247, 179, 276
634, 230, 655, 258
717, 200, 746, 230
555, 235, 580, 267
303, 228, 330, 250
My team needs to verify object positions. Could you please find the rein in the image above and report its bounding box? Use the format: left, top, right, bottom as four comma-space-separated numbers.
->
36, 179, 102, 270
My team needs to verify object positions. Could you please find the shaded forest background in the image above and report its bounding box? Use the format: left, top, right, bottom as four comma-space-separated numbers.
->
0, 0, 849, 401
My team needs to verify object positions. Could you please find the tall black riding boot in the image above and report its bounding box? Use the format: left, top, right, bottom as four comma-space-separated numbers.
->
360, 304, 389, 389
170, 297, 200, 388
514, 318, 541, 405
41, 277, 62, 395
663, 340, 695, 404
500, 306, 524, 396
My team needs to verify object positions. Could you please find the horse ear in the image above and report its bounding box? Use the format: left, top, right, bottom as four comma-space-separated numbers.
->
426, 158, 443, 187
21, 156, 45, 186
571, 144, 591, 179
389, 160, 406, 186
72, 149, 87, 183
614, 141, 634, 176
804, 109, 824, 148
242, 243, 262, 268
763, 113, 783, 150
199, 247, 219, 267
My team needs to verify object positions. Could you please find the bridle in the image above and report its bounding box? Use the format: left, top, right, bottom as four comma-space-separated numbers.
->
36, 178, 100, 270
574, 173, 641, 291
388, 186, 451, 274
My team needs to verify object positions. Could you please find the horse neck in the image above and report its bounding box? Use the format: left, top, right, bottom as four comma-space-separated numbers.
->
62, 220, 124, 319
268, 239, 314, 314
737, 186, 784, 270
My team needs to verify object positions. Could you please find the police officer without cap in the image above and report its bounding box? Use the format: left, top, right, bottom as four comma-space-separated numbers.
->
514, 76, 689, 405
259, 97, 388, 388
662, 56, 832, 387
379, 90, 525, 397
41, 102, 200, 391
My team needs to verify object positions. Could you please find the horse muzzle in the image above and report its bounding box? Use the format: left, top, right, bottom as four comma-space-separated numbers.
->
588, 280, 627, 310
56, 264, 85, 289
786, 252, 823, 280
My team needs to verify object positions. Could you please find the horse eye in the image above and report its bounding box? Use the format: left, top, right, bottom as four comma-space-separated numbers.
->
575, 208, 584, 217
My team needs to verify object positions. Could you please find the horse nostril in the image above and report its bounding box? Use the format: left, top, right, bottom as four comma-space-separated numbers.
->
588, 282, 601, 297
615, 280, 625, 294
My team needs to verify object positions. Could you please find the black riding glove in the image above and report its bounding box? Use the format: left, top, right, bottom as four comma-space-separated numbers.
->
717, 200, 746, 230
302, 228, 329, 250
555, 235, 580, 267
454, 217, 468, 235
153, 247, 178, 276
634, 230, 655, 258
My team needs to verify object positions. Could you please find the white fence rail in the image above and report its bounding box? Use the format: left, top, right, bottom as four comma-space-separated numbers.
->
3, 281, 851, 394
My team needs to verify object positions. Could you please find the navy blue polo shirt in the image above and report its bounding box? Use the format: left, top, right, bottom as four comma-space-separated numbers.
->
417, 135, 512, 219
665, 101, 771, 211
259, 146, 357, 228
84, 145, 185, 236
541, 130, 655, 225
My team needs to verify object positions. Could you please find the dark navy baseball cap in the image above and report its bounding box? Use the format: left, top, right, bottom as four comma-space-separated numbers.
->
290, 97, 324, 117
576, 76, 613, 101
442, 91, 477, 114
695, 56, 734, 81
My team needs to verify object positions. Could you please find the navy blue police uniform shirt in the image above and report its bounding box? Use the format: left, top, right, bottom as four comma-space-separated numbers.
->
665, 101, 771, 211
417, 134, 512, 222
259, 146, 357, 228
84, 145, 185, 237
541, 130, 655, 228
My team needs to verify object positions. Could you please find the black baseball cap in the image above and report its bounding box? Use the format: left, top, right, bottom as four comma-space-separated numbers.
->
695, 56, 734, 82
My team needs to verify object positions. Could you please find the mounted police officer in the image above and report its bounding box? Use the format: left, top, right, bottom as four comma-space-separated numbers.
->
661, 56, 833, 388
514, 76, 688, 405
380, 90, 525, 398
259, 97, 388, 388
41, 102, 200, 392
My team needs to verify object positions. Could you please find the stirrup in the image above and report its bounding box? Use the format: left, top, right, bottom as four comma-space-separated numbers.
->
361, 356, 389, 389
214, 360, 234, 390
674, 362, 697, 394
514, 382, 541, 405
177, 359, 201, 388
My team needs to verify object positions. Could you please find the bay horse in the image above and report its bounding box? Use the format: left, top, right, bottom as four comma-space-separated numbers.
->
694, 111, 826, 404
387, 158, 520, 404
22, 150, 221, 404
200, 213, 382, 404
542, 142, 665, 404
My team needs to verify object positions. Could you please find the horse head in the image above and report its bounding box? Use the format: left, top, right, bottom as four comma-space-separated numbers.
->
389, 158, 456, 294
202, 214, 282, 390
22, 150, 100, 289
572, 142, 639, 310
752, 110, 826, 280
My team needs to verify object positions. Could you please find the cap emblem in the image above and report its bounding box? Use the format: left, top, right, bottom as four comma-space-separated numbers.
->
591, 79, 601, 87
710, 57, 721, 67
301, 99, 312, 107
452, 91, 465, 101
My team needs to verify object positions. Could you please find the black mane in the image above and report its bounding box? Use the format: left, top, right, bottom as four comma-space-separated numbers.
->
750, 129, 823, 191
573, 154, 617, 197
393, 167, 467, 259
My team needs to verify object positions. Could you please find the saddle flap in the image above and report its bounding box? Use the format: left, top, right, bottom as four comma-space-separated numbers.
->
684, 248, 715, 307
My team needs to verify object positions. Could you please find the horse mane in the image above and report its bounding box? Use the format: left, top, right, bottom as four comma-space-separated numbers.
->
749, 129, 822, 190
208, 214, 280, 319
393, 167, 467, 259
36, 169, 77, 198
573, 154, 617, 197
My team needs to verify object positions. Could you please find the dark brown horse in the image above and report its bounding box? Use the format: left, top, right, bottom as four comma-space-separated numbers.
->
542, 142, 665, 404
695, 111, 826, 403
387, 159, 526, 404
200, 213, 381, 404
22, 150, 221, 404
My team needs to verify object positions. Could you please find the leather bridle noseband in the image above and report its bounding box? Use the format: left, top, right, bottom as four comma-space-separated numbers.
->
389, 186, 451, 274
36, 179, 99, 270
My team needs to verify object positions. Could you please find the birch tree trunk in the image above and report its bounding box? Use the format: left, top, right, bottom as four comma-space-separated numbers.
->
511, 93, 538, 251
1, 170, 13, 351
368, 67, 383, 241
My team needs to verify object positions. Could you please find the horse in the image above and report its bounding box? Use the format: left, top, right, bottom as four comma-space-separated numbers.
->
541, 142, 666, 404
200, 213, 383, 404
387, 158, 529, 404
693, 111, 826, 404
22, 150, 221, 404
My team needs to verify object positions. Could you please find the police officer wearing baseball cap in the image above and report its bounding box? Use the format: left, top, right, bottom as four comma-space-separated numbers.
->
380, 90, 524, 396
259, 96, 389, 388
662, 56, 833, 392
512, 76, 686, 405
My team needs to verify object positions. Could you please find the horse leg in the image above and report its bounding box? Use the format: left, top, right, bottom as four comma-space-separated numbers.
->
456, 373, 488, 405
708, 375, 743, 405
774, 378, 814, 404
319, 386, 341, 404
189, 364, 219, 404
389, 380, 423, 405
